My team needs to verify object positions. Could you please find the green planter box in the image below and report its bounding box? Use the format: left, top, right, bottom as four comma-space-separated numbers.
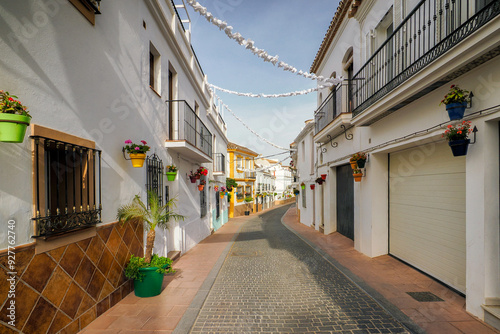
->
133, 266, 166, 297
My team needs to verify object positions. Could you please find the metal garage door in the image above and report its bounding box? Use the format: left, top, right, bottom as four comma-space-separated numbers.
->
337, 164, 354, 240
389, 142, 466, 293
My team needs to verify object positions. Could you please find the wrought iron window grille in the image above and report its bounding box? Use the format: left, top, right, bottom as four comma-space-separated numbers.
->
146, 153, 164, 208
31, 136, 102, 239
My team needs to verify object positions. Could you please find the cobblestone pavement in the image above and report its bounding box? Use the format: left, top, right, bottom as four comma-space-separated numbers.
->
190, 206, 411, 334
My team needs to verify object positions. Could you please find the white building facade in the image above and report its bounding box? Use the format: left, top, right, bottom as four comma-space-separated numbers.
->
0, 0, 227, 332
296, 0, 500, 328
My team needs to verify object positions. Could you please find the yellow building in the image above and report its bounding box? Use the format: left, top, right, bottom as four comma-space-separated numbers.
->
227, 142, 259, 217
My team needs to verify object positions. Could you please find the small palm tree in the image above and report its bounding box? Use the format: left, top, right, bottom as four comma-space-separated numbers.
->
117, 191, 185, 263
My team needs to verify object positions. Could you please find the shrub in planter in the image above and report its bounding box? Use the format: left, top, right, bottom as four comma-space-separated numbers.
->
440, 85, 470, 120
117, 191, 185, 297
0, 90, 32, 143
443, 120, 472, 157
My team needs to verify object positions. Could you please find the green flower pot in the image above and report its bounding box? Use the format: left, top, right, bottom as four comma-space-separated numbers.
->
133, 266, 166, 297
0, 114, 31, 143
166, 171, 177, 181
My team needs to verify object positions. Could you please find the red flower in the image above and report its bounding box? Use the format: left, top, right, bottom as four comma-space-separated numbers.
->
451, 85, 455, 88
457, 131, 462, 134
447, 125, 452, 128
141, 140, 147, 145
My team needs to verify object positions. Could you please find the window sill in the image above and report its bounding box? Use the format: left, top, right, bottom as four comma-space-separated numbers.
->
150, 86, 161, 97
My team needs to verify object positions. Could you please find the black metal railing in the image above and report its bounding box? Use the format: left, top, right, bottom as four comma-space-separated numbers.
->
314, 81, 346, 134
213, 153, 225, 173
166, 100, 213, 158
146, 154, 164, 208
31, 136, 102, 238
245, 171, 256, 179
352, 0, 500, 116
183, 102, 213, 157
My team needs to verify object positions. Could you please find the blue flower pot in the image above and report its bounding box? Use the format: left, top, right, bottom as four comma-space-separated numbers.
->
448, 139, 470, 157
446, 102, 467, 121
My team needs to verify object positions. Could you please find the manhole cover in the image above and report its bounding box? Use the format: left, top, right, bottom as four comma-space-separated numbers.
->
406, 291, 444, 302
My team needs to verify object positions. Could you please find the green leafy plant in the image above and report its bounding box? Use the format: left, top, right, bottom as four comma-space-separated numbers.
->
442, 120, 472, 141
123, 140, 150, 154
117, 191, 185, 264
124, 254, 174, 281
166, 165, 177, 172
440, 85, 470, 105
244, 196, 253, 203
352, 169, 362, 175
0, 91, 30, 117
350, 152, 366, 162
227, 193, 232, 202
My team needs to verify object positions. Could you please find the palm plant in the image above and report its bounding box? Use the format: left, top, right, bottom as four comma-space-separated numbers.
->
117, 191, 185, 263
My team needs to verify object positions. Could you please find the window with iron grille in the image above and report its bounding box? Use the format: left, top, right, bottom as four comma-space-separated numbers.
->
146, 154, 164, 208
215, 191, 220, 219
32, 136, 102, 238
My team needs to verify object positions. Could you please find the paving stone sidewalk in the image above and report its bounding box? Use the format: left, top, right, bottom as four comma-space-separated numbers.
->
189, 205, 412, 334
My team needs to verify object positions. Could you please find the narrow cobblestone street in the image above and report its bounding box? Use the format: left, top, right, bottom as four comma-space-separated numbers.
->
189, 205, 410, 334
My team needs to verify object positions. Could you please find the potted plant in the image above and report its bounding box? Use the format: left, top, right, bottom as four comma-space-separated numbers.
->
124, 140, 150, 167
315, 177, 325, 185
166, 165, 178, 181
117, 191, 185, 297
214, 185, 219, 192
351, 152, 367, 168
443, 120, 473, 156
226, 178, 237, 192
321, 174, 327, 180
189, 171, 197, 183
293, 189, 300, 195
310, 184, 315, 190
440, 85, 470, 120
227, 193, 232, 202
353, 169, 363, 182
195, 166, 208, 179
0, 91, 32, 143
244, 196, 253, 215
300, 182, 305, 190
198, 179, 206, 191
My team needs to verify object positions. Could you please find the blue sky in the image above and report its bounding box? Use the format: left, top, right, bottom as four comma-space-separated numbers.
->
186, 0, 340, 160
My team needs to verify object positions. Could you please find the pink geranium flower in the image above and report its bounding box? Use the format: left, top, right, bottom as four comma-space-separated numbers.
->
125, 139, 132, 144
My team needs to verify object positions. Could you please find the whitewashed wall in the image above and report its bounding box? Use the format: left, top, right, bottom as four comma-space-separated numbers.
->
0, 0, 227, 255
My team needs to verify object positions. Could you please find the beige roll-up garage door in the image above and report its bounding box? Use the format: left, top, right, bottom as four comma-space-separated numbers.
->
389, 142, 466, 293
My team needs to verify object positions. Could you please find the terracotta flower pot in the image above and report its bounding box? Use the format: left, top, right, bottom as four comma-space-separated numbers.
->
198, 185, 204, 191
350, 161, 357, 170
353, 173, 363, 182
129, 153, 146, 168
321, 174, 327, 180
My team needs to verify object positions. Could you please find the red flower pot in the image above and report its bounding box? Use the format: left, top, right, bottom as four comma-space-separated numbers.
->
310, 184, 315, 190
321, 174, 327, 180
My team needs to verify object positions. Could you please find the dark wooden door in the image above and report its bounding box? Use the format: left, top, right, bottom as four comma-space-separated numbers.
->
336, 164, 354, 240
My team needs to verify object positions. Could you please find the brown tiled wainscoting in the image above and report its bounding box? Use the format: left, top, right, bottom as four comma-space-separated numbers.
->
0, 220, 144, 334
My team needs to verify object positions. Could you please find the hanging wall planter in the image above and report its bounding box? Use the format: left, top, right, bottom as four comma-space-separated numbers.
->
301, 182, 305, 190
350, 160, 357, 170
443, 120, 474, 157
353, 169, 363, 182
440, 85, 471, 121
0, 91, 32, 143
165, 164, 178, 181
198, 185, 205, 191
123, 140, 150, 168
310, 184, 315, 190
446, 102, 467, 121
129, 153, 147, 167
321, 174, 327, 180
449, 139, 470, 157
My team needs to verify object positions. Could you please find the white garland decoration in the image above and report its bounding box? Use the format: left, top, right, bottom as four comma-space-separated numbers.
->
186, 0, 341, 85
210, 83, 334, 98
212, 92, 296, 152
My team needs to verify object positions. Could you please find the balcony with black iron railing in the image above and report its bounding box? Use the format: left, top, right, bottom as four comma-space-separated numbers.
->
213, 153, 226, 175
165, 100, 213, 162
350, 0, 500, 125
314, 80, 352, 142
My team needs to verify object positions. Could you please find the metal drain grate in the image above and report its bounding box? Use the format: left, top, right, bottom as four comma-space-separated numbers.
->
406, 291, 444, 302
